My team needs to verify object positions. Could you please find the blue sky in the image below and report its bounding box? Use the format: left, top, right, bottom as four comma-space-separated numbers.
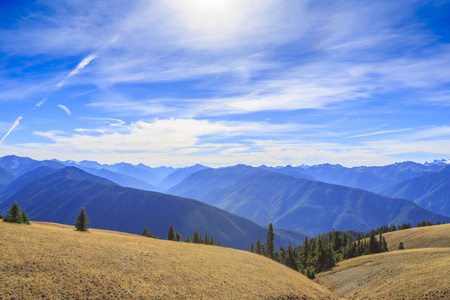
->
1, 0, 450, 167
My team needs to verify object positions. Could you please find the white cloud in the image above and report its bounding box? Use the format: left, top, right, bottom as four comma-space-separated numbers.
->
56, 54, 97, 88
57, 104, 72, 116
347, 128, 415, 138
30, 118, 294, 153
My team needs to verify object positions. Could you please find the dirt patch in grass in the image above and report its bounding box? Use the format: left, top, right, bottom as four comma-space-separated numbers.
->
0, 221, 337, 299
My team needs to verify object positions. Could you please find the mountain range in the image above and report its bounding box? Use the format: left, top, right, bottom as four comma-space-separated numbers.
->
168, 166, 450, 235
0, 165, 304, 250
381, 165, 450, 217
0, 155, 449, 248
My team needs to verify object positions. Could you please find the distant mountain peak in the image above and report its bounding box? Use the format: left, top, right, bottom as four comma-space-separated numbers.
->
424, 159, 449, 166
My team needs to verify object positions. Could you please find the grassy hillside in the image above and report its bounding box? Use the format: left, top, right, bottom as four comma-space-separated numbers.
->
0, 221, 336, 299
315, 248, 450, 299
315, 224, 450, 299
383, 223, 450, 251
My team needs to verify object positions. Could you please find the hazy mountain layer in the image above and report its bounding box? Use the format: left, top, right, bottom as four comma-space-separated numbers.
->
171, 169, 450, 236
382, 165, 450, 216
0, 166, 305, 250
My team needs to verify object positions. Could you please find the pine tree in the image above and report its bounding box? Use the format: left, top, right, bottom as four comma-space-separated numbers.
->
297, 237, 309, 272
368, 230, 379, 254
74, 207, 89, 231
4, 201, 22, 224
142, 228, 149, 236
21, 209, 30, 225
287, 244, 297, 270
250, 242, 254, 253
0, 212, 3, 220
398, 241, 404, 250
256, 233, 262, 255
315, 238, 327, 272
384, 237, 388, 252
266, 222, 275, 259
167, 223, 175, 240
175, 231, 181, 241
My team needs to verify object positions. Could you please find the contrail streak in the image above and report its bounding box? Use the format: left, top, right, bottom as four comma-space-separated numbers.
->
0, 116, 23, 144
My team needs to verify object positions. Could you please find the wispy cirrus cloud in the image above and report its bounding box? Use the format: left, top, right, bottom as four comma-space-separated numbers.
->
57, 104, 72, 116
347, 128, 416, 139
1, 0, 450, 166
56, 54, 97, 89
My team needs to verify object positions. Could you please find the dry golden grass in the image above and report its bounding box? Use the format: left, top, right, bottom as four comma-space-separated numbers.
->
383, 223, 450, 251
0, 221, 337, 299
315, 248, 450, 299
315, 224, 450, 299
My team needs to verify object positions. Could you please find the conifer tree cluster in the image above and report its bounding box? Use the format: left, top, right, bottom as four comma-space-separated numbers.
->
3, 201, 30, 225
250, 223, 275, 259
188, 230, 220, 246
416, 220, 445, 227
139, 224, 221, 246
142, 228, 155, 238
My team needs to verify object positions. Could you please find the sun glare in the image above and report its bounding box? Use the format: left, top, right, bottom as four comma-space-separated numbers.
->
167, 0, 247, 42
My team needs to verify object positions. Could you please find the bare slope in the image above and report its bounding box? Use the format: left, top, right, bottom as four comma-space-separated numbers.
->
0, 221, 337, 299
315, 224, 450, 299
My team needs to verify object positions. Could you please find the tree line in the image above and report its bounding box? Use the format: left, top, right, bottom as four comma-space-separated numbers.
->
142, 223, 222, 246
416, 220, 445, 227
250, 219, 447, 279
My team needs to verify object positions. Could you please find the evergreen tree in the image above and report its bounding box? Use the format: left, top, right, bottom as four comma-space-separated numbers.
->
21, 209, 30, 225
398, 241, 404, 250
368, 230, 379, 254
315, 238, 327, 272
4, 201, 22, 224
142, 228, 155, 238
184, 236, 191, 243
266, 222, 275, 259
278, 246, 286, 264
250, 242, 254, 253
287, 244, 297, 270
381, 236, 388, 252
0, 212, 3, 220
74, 207, 89, 231
193, 231, 202, 243
297, 237, 309, 272
175, 231, 181, 241
167, 223, 175, 240
256, 233, 262, 255
342, 232, 348, 248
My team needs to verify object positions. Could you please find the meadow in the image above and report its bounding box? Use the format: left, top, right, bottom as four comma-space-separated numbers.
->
0, 221, 336, 299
